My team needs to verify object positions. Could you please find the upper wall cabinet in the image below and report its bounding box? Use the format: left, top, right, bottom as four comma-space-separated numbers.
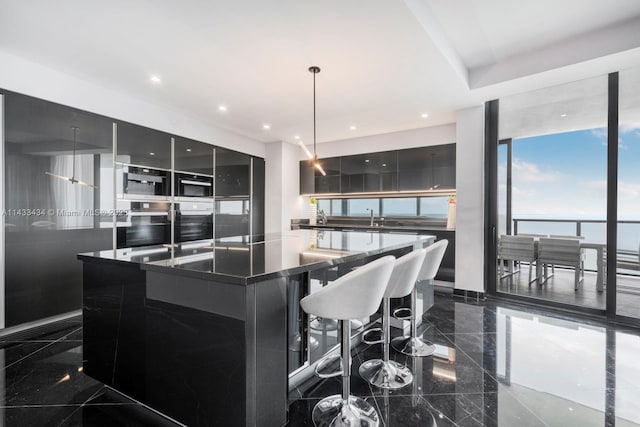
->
174, 137, 214, 175
315, 157, 341, 194
299, 143, 455, 194
341, 151, 398, 193
116, 122, 172, 169
397, 145, 455, 191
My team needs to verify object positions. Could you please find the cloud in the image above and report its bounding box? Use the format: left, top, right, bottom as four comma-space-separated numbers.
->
618, 137, 629, 150
590, 128, 607, 140
620, 181, 640, 200
620, 123, 640, 134
512, 159, 560, 183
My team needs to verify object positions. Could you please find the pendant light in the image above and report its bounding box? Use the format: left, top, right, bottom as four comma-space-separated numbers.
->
45, 126, 97, 189
308, 65, 326, 176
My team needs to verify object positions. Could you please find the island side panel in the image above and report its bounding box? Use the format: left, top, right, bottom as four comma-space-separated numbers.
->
245, 278, 288, 427
83, 261, 147, 397
144, 271, 248, 427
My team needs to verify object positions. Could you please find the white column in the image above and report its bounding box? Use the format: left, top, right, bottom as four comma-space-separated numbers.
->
455, 106, 485, 293
264, 141, 307, 234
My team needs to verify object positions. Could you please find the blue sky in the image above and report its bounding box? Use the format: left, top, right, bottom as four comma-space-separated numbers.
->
499, 126, 640, 220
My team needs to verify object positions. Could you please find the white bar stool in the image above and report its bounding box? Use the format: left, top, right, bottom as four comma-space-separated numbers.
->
359, 248, 427, 389
300, 255, 396, 427
391, 240, 448, 357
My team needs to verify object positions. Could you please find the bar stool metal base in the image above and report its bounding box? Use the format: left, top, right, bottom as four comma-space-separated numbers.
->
358, 359, 413, 389
310, 317, 339, 331
312, 395, 379, 427
391, 336, 436, 357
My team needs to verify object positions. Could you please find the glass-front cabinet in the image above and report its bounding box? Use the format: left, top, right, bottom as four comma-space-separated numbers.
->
1, 91, 265, 333
341, 151, 397, 193
300, 143, 456, 195
116, 122, 171, 170
3, 92, 113, 326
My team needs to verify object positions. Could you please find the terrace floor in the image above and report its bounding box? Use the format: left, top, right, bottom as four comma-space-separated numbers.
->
497, 264, 640, 318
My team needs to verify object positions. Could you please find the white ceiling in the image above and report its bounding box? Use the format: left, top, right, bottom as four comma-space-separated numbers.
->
1, 0, 639, 146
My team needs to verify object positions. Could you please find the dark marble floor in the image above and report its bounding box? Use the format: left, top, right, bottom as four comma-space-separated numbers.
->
1, 295, 640, 426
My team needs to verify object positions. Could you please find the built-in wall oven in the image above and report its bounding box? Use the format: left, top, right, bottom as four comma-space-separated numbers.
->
116, 202, 171, 248
175, 173, 213, 198
175, 201, 214, 242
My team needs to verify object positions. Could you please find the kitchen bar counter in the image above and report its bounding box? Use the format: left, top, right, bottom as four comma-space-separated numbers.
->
79, 230, 434, 427
296, 224, 456, 282
297, 223, 452, 232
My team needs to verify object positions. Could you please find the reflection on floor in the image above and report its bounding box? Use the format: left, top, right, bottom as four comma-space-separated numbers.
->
1, 295, 640, 426
497, 264, 640, 316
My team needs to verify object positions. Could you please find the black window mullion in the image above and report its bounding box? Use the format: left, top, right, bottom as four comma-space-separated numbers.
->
606, 72, 619, 318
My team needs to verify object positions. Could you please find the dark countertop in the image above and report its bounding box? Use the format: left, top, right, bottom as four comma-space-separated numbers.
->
78, 229, 435, 285
298, 223, 454, 233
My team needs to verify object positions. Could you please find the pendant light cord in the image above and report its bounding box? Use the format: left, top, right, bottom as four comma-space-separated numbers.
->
313, 71, 316, 160
308, 66, 325, 176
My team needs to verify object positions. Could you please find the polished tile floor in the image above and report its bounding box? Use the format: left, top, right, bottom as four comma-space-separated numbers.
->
1, 295, 640, 426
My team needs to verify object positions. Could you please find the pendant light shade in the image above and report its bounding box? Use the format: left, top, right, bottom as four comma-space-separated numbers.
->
309, 66, 326, 176
45, 126, 97, 189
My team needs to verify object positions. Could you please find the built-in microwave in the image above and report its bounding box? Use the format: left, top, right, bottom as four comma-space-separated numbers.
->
175, 173, 213, 198
123, 166, 169, 197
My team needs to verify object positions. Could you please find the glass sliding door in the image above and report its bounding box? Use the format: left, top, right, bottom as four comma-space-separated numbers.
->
616, 66, 640, 320
496, 75, 608, 310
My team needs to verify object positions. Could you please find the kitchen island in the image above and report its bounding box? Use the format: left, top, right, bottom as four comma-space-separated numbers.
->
78, 229, 434, 427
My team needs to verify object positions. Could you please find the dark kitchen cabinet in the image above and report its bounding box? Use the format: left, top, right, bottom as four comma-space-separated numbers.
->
398, 145, 455, 191
251, 157, 265, 236
174, 137, 214, 175
3, 92, 113, 327
215, 149, 251, 196
116, 122, 172, 169
341, 151, 397, 193
300, 160, 315, 194
299, 143, 455, 195
314, 157, 341, 194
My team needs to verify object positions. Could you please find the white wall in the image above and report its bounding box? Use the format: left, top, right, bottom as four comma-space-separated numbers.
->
455, 107, 485, 293
0, 50, 264, 157
300, 124, 456, 160
265, 141, 307, 234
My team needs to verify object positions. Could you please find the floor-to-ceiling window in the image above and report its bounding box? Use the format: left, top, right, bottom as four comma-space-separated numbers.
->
496, 75, 609, 310
490, 68, 640, 322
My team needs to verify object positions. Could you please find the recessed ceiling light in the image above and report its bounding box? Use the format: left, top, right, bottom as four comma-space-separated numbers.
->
150, 75, 161, 84
349, 125, 357, 131
421, 113, 429, 118
365, 159, 370, 163
560, 113, 567, 118
294, 135, 300, 140
149, 152, 155, 156
186, 148, 192, 152
382, 163, 387, 167
263, 124, 271, 130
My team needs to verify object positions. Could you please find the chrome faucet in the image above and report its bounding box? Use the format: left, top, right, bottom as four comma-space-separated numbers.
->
367, 208, 374, 226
